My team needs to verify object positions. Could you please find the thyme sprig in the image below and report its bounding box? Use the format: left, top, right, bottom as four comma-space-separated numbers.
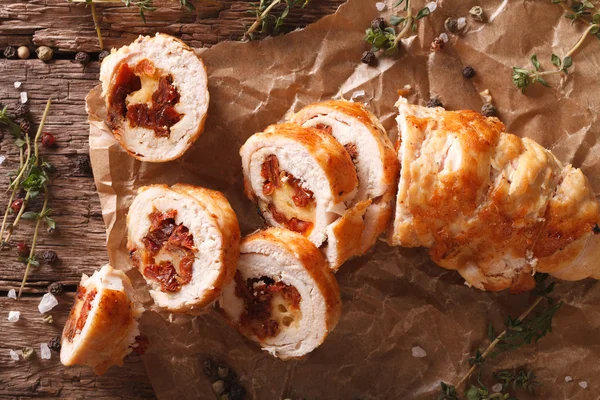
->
364, 0, 432, 55
512, 1, 599, 92
0, 99, 55, 299
245, 0, 310, 40
438, 274, 563, 399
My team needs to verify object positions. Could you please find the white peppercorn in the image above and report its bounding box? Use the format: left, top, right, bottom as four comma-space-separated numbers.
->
17, 46, 30, 59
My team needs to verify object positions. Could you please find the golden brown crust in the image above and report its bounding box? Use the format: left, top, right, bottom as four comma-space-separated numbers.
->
260, 123, 358, 203
243, 228, 342, 330
326, 199, 371, 270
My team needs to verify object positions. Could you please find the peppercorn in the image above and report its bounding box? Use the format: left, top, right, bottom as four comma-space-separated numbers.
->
16, 242, 29, 257
481, 102, 497, 117
43, 250, 59, 264
444, 17, 459, 33
48, 282, 64, 295
430, 37, 444, 52
217, 365, 229, 379
18, 119, 31, 136
17, 46, 30, 59
426, 97, 443, 108
4, 46, 17, 59
462, 66, 476, 79
203, 359, 218, 380
371, 17, 386, 31
41, 132, 57, 148
593, 224, 600, 234
98, 50, 110, 62
212, 380, 225, 395
75, 51, 90, 65
13, 103, 29, 118
469, 6, 485, 22
228, 383, 246, 400
47, 336, 61, 352
10, 198, 24, 213
36, 46, 54, 62
22, 347, 35, 360
361, 51, 377, 66
74, 155, 92, 176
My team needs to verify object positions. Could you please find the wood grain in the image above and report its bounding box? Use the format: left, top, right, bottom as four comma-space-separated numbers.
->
0, 0, 343, 397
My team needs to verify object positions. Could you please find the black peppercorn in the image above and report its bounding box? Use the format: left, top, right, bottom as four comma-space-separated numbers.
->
47, 336, 61, 352
43, 250, 59, 264
361, 51, 377, 66
444, 17, 459, 33
593, 224, 600, 234
98, 50, 110, 63
462, 66, 476, 79
4, 46, 17, 59
14, 103, 29, 118
75, 51, 90, 65
426, 97, 443, 108
228, 383, 246, 400
371, 17, 386, 31
203, 359, 218, 380
48, 282, 63, 295
74, 155, 92, 176
481, 102, 497, 117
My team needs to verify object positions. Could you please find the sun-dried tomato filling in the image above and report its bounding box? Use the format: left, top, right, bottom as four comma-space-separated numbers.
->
131, 208, 195, 293
260, 155, 315, 234
64, 286, 98, 342
108, 60, 183, 138
234, 271, 302, 340
314, 122, 359, 162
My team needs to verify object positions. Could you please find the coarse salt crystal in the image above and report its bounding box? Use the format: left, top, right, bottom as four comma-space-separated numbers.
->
565, 376, 573, 382
457, 17, 467, 30
40, 343, 51, 360
14, 81, 21, 89
8, 311, 20, 322
411, 346, 427, 358
0, 155, 6, 166
38, 293, 58, 314
492, 383, 503, 393
439, 33, 449, 43
9, 349, 19, 361
7, 289, 17, 299
351, 90, 366, 100
20, 92, 28, 104
426, 1, 437, 12
579, 381, 588, 389
375, 2, 386, 11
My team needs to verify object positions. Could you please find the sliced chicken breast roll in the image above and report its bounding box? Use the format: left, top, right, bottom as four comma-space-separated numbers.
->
100, 33, 209, 162
218, 228, 341, 359
61, 264, 144, 375
240, 122, 362, 270
127, 184, 240, 312
390, 97, 600, 292
290, 100, 400, 254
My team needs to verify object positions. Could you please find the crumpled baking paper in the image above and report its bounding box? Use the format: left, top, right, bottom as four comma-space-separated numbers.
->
87, 0, 600, 398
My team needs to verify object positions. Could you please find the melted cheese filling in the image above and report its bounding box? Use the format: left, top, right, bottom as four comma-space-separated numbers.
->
271, 292, 302, 330
270, 177, 316, 223
126, 73, 160, 107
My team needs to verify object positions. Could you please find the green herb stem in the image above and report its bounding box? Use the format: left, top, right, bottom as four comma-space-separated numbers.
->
454, 296, 544, 389
394, 0, 413, 45
91, 3, 105, 50
566, 22, 599, 57
33, 99, 52, 163
0, 147, 24, 247
17, 186, 48, 299
245, 0, 281, 38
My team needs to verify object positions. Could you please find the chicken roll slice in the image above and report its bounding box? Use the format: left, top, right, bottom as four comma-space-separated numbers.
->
218, 228, 341, 359
61, 264, 144, 375
240, 122, 361, 270
127, 184, 240, 312
100, 33, 209, 162
290, 100, 399, 254
390, 97, 600, 292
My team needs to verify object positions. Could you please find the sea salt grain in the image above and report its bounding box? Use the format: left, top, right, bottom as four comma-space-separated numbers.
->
7, 289, 16, 299
8, 311, 20, 322
20, 92, 28, 104
457, 17, 467, 30
375, 2, 386, 11
492, 383, 503, 393
351, 90, 366, 100
40, 343, 51, 360
9, 349, 19, 361
14, 81, 21, 89
426, 1, 437, 12
38, 293, 58, 314
579, 381, 588, 389
439, 33, 449, 43
411, 346, 427, 358
0, 155, 6, 166
565, 376, 573, 382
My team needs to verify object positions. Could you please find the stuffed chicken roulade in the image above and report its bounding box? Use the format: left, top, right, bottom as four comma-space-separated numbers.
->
100, 33, 209, 162
240, 122, 365, 270
218, 228, 341, 359
390, 97, 600, 292
127, 184, 240, 312
60, 264, 144, 375
290, 100, 399, 254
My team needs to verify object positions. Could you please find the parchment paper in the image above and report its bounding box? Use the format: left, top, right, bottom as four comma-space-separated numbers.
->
87, 0, 600, 398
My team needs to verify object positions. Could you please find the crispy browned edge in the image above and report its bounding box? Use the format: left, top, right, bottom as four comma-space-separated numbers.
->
242, 227, 342, 341
242, 122, 358, 204
105, 33, 209, 163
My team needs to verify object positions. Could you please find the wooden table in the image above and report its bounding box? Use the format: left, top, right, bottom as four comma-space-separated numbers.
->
0, 1, 342, 397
